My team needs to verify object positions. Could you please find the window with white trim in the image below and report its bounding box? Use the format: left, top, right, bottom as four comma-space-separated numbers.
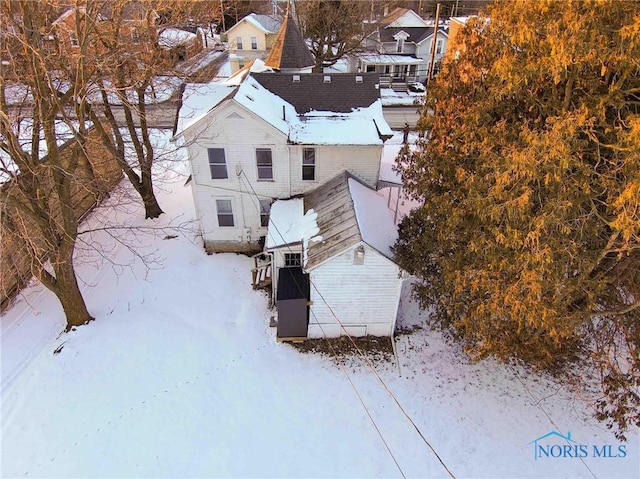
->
216, 199, 234, 227
69, 33, 78, 47
284, 253, 302, 267
256, 148, 273, 180
236, 36, 243, 49
208, 148, 227, 179
131, 30, 140, 44
302, 148, 315, 181
396, 38, 404, 53
251, 36, 258, 49
436, 38, 444, 55
259, 199, 271, 227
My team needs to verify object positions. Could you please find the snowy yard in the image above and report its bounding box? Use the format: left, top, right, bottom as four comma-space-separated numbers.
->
1, 138, 638, 478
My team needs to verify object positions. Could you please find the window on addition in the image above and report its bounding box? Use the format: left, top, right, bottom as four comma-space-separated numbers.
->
302, 148, 315, 181
284, 253, 302, 267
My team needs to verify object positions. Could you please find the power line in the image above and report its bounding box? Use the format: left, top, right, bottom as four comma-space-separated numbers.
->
237, 169, 456, 479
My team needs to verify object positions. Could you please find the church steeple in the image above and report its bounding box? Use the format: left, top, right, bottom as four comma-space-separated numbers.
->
264, 4, 315, 73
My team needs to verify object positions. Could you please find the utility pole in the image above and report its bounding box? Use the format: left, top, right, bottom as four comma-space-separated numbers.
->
427, 2, 441, 86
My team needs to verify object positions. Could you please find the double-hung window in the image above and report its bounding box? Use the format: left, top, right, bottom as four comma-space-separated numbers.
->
259, 199, 271, 227
251, 36, 258, 50
131, 30, 140, 44
216, 199, 234, 227
69, 33, 79, 47
436, 38, 444, 55
208, 148, 227, 179
256, 148, 273, 180
236, 36, 243, 49
302, 148, 315, 181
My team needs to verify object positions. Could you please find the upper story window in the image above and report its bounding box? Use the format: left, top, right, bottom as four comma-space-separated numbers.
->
396, 38, 404, 53
131, 30, 140, 44
251, 36, 258, 50
259, 199, 271, 227
69, 33, 78, 47
236, 36, 243, 50
216, 199, 234, 227
208, 148, 228, 179
436, 38, 444, 55
256, 148, 273, 180
302, 148, 315, 181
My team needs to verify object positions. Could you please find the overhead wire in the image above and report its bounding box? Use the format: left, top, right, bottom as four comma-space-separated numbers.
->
237, 168, 456, 479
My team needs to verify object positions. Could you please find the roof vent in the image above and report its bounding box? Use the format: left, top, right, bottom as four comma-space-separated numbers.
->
323, 75, 331, 83
251, 82, 259, 90
355, 75, 363, 83
293, 74, 301, 82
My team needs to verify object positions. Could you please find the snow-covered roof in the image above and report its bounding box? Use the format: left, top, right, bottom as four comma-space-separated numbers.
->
158, 28, 196, 48
303, 172, 399, 270
266, 198, 304, 248
358, 54, 424, 65
266, 198, 322, 266
175, 72, 392, 145
289, 101, 392, 146
227, 13, 282, 35
348, 177, 398, 258
175, 81, 237, 135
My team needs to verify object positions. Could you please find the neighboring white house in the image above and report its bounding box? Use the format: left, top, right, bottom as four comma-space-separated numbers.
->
264, 171, 406, 339
224, 13, 282, 73
352, 7, 449, 85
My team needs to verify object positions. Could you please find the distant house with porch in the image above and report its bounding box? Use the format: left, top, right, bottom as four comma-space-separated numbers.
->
224, 13, 282, 73
351, 7, 448, 87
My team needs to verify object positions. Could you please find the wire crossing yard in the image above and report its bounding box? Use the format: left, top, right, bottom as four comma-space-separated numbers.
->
1, 135, 637, 478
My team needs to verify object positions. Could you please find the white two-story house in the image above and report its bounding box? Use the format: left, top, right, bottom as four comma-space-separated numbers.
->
354, 7, 449, 85
176, 68, 392, 253
224, 13, 282, 73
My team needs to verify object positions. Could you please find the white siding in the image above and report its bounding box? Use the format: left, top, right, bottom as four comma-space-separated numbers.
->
308, 243, 403, 338
185, 103, 292, 248
184, 102, 384, 251
289, 145, 382, 194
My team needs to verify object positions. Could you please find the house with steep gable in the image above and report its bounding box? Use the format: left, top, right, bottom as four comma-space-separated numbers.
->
224, 13, 282, 73
354, 7, 449, 85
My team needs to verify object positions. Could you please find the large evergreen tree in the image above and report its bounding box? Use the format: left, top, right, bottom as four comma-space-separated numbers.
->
395, 0, 640, 438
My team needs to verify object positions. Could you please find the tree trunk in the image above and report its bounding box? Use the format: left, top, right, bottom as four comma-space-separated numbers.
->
52, 258, 94, 331
140, 171, 163, 219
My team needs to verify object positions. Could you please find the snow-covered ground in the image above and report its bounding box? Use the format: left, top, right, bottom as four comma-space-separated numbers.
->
1, 135, 638, 478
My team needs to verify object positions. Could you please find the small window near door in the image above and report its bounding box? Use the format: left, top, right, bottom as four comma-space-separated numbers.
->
284, 253, 302, 267
259, 199, 271, 227
216, 199, 234, 227
302, 148, 315, 181
256, 148, 273, 180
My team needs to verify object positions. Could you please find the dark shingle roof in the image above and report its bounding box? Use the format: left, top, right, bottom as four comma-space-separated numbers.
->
379, 26, 435, 44
264, 13, 315, 71
251, 73, 381, 113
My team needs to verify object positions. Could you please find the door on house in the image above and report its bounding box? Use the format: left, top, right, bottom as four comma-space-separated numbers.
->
275, 266, 309, 340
